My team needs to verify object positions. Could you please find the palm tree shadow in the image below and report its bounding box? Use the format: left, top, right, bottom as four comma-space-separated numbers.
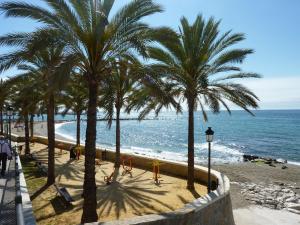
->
96, 169, 175, 220
50, 196, 74, 214
189, 189, 201, 199
31, 184, 50, 200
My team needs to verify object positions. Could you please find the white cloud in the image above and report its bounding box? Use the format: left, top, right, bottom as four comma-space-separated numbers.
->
237, 77, 300, 109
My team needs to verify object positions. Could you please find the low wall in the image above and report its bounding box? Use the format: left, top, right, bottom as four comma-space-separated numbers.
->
16, 155, 37, 225
13, 134, 235, 225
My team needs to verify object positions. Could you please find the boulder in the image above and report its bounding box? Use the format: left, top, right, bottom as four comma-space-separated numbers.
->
276, 158, 287, 164
243, 154, 259, 162
284, 202, 300, 210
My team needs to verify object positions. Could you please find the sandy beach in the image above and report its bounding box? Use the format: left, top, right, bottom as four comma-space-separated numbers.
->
14, 121, 300, 224
11, 121, 72, 142
26, 142, 207, 224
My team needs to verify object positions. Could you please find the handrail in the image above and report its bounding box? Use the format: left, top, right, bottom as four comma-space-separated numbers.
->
14, 150, 25, 225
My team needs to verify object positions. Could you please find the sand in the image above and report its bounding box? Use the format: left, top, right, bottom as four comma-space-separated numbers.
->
27, 143, 206, 224
11, 121, 69, 142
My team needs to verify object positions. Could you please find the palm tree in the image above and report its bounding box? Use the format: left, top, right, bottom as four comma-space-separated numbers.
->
0, 79, 11, 134
99, 58, 140, 168
0, 0, 167, 222
8, 75, 35, 154
23, 49, 73, 186
147, 15, 260, 190
0, 31, 75, 184
60, 73, 88, 146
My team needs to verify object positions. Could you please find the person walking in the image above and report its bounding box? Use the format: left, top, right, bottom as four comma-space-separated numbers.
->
0, 135, 12, 177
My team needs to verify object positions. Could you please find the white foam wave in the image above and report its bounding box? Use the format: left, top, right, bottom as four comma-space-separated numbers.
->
55, 122, 77, 142
54, 123, 244, 164
288, 161, 300, 166
194, 142, 244, 156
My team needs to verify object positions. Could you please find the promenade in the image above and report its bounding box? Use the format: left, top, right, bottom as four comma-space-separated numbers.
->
0, 156, 16, 225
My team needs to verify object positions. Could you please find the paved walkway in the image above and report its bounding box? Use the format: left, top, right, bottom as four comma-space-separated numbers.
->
234, 206, 300, 225
0, 157, 16, 225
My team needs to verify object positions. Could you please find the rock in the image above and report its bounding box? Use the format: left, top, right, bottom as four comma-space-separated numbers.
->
276, 158, 287, 164
243, 154, 259, 162
269, 163, 276, 167
286, 208, 300, 214
276, 203, 284, 210
248, 184, 256, 191
282, 165, 288, 169
286, 196, 298, 203
282, 188, 292, 193
265, 199, 278, 205
274, 181, 285, 186
263, 203, 276, 209
284, 202, 300, 210
240, 181, 300, 214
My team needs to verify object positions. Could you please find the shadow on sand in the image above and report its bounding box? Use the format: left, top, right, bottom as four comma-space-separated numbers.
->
96, 167, 175, 220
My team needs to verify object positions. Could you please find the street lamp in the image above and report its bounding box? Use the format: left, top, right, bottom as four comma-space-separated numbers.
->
7, 106, 13, 146
205, 127, 214, 193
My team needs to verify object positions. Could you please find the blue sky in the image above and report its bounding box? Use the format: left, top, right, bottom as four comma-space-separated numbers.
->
0, 0, 300, 109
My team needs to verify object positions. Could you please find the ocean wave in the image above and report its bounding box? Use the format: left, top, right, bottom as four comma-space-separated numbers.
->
55, 122, 77, 142
54, 122, 245, 164
287, 161, 300, 166
194, 141, 244, 156
99, 144, 243, 164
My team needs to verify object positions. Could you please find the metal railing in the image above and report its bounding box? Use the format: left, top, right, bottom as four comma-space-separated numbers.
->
14, 149, 25, 225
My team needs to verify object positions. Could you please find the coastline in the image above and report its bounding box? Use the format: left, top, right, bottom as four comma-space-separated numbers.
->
54, 122, 300, 166
12, 121, 300, 167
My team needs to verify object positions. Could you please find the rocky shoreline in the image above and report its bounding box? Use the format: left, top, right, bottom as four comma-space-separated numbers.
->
243, 154, 289, 169
238, 182, 300, 214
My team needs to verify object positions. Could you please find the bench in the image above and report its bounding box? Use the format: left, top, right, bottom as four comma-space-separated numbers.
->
54, 184, 74, 208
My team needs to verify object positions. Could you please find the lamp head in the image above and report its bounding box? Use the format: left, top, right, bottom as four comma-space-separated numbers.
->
6, 106, 13, 117
205, 127, 214, 143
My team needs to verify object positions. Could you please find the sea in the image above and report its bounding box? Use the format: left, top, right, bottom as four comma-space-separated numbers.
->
53, 110, 300, 165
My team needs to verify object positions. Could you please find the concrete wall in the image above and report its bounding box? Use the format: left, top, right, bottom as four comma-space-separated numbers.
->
13, 134, 235, 225
16, 155, 37, 225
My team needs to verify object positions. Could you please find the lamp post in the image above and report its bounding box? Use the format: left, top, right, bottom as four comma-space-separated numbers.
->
205, 127, 214, 193
7, 106, 13, 147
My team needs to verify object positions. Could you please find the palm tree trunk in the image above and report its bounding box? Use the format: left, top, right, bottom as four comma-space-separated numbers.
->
76, 111, 81, 146
115, 105, 121, 168
47, 92, 55, 185
30, 114, 34, 138
24, 112, 30, 155
187, 99, 195, 190
81, 79, 98, 223
0, 107, 3, 135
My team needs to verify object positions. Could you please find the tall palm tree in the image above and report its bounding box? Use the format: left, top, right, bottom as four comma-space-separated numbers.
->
8, 75, 35, 154
23, 49, 73, 186
60, 73, 88, 146
99, 58, 140, 168
0, 0, 168, 222
0, 31, 75, 185
148, 15, 260, 190
0, 79, 11, 134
